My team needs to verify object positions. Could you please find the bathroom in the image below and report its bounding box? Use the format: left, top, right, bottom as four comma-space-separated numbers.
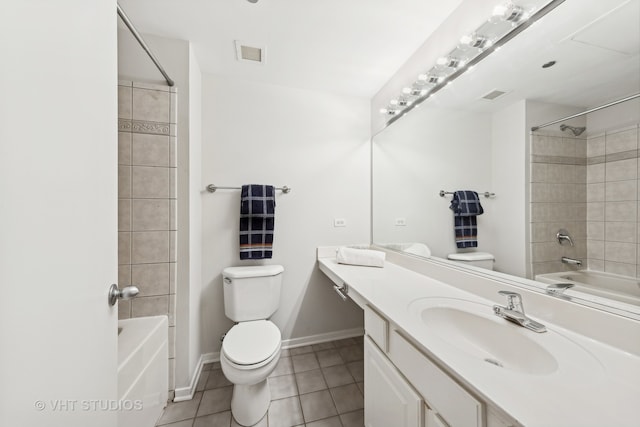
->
2, 0, 639, 427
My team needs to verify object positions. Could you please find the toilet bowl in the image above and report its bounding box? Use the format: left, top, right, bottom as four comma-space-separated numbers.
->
220, 320, 281, 426
447, 252, 495, 270
220, 265, 284, 426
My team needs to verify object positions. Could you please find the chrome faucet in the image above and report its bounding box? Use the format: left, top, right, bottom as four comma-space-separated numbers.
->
546, 282, 575, 297
556, 229, 574, 246
561, 257, 582, 266
493, 291, 547, 333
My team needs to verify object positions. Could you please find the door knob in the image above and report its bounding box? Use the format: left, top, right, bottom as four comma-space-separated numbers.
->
108, 284, 140, 306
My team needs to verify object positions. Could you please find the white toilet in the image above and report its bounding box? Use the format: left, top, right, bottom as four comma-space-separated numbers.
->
220, 265, 284, 426
447, 252, 495, 270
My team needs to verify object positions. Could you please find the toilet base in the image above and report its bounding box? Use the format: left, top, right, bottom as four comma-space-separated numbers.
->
231, 379, 270, 426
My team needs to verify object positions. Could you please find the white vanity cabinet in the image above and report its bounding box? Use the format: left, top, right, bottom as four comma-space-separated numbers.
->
364, 305, 518, 427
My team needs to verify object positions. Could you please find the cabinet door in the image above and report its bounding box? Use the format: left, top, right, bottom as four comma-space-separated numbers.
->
365, 337, 423, 427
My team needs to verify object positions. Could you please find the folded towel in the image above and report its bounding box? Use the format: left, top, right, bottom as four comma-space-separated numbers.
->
450, 190, 483, 248
449, 191, 484, 216
239, 184, 275, 260
454, 216, 478, 248
336, 247, 385, 268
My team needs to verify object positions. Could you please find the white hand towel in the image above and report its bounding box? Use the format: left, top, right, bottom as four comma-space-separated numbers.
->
336, 247, 385, 268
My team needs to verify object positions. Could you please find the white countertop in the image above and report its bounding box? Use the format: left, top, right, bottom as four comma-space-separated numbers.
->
318, 256, 640, 427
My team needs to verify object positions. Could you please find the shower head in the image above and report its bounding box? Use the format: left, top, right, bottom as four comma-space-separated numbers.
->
560, 124, 586, 136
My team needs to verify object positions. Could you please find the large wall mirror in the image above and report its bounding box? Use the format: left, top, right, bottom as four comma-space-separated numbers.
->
372, 0, 640, 317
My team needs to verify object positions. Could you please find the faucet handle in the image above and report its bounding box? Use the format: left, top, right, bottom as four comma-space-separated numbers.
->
498, 290, 522, 310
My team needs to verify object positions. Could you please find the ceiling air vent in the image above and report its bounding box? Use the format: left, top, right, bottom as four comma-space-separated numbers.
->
235, 40, 265, 64
481, 89, 507, 100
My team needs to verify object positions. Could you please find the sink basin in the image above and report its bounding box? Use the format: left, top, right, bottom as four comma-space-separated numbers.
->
407, 297, 602, 376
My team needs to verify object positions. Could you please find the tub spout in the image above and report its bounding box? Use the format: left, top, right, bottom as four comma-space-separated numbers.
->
561, 257, 582, 266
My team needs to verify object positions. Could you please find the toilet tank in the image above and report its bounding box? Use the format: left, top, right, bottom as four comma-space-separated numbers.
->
447, 252, 495, 270
222, 265, 284, 322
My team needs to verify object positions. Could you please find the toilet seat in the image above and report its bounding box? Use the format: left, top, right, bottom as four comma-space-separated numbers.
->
222, 320, 281, 369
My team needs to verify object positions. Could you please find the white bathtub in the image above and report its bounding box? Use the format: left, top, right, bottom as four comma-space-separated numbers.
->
118, 315, 168, 427
536, 270, 640, 309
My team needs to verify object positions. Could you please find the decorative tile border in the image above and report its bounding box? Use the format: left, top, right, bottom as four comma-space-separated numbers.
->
587, 149, 639, 165
118, 119, 170, 135
531, 155, 587, 165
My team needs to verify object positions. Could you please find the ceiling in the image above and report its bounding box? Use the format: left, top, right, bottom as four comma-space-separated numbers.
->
117, 0, 464, 98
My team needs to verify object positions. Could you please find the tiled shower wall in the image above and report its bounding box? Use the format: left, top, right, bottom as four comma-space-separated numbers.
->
530, 123, 640, 278
118, 81, 177, 393
586, 124, 640, 276
530, 131, 587, 276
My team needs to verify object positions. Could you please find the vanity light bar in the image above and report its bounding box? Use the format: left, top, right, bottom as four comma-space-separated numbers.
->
380, 0, 566, 124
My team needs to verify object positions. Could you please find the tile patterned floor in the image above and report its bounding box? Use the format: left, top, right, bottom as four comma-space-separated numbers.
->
156, 336, 365, 427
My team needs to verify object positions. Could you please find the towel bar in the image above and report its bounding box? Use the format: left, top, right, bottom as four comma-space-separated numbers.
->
206, 184, 291, 194
440, 190, 495, 198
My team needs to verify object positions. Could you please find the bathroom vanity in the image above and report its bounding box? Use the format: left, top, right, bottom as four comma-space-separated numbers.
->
317, 247, 640, 427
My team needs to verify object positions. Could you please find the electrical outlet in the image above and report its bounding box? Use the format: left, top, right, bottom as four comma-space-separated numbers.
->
334, 218, 346, 227
395, 217, 407, 226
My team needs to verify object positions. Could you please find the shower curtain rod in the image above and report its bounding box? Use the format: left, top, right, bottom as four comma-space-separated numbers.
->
531, 93, 640, 132
117, 3, 175, 87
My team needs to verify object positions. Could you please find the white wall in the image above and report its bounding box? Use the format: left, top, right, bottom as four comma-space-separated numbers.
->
201, 75, 369, 353
188, 44, 203, 382
1, 1, 118, 426
587, 98, 640, 134
489, 101, 528, 276
373, 106, 493, 258
118, 31, 201, 390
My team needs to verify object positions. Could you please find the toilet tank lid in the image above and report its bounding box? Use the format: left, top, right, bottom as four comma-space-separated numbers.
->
223, 265, 284, 279
448, 252, 494, 261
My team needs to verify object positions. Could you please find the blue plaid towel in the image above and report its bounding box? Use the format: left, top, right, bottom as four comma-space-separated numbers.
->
454, 216, 478, 248
240, 184, 275, 260
449, 190, 484, 216
450, 191, 483, 248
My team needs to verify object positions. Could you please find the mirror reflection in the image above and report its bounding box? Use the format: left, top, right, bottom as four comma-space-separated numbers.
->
372, 0, 640, 315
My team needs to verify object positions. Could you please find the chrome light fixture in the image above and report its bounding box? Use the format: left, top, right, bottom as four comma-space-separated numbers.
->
379, 0, 563, 124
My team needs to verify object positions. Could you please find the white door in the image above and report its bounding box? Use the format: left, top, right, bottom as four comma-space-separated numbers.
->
0, 1, 118, 426
364, 337, 423, 427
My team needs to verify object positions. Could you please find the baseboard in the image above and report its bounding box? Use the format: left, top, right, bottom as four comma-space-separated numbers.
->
281, 327, 363, 349
173, 327, 362, 402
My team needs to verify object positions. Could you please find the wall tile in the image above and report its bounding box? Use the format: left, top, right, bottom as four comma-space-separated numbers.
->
118, 264, 131, 287
131, 295, 169, 317
170, 231, 177, 262
118, 132, 132, 165
605, 201, 637, 222
587, 135, 605, 157
587, 222, 605, 241
131, 231, 169, 263
118, 86, 132, 119
170, 168, 177, 199
604, 241, 636, 264
607, 158, 637, 182
170, 137, 177, 167
132, 133, 170, 167
118, 232, 131, 265
587, 163, 605, 184
170, 92, 178, 124
169, 294, 175, 326
118, 199, 131, 232
605, 261, 637, 277
170, 262, 176, 294
132, 82, 171, 92
118, 300, 131, 320
132, 199, 169, 231
605, 222, 637, 243
588, 258, 605, 272
587, 202, 605, 221
586, 183, 605, 202
131, 263, 170, 296
132, 88, 170, 123
587, 240, 604, 260
118, 166, 131, 199
170, 199, 177, 230
605, 179, 637, 202
169, 326, 175, 358
606, 128, 638, 155
132, 166, 169, 198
